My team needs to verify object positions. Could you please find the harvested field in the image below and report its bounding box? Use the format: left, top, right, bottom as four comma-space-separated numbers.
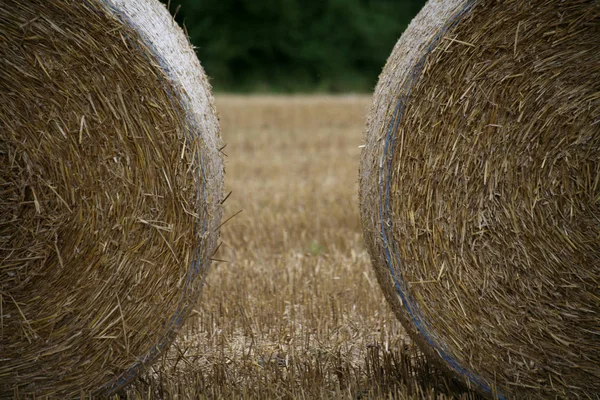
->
118, 95, 480, 399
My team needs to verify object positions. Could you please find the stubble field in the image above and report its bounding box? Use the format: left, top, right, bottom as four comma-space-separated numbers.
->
120, 95, 479, 399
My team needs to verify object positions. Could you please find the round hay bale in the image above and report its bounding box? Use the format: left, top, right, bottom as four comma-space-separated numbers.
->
359, 0, 599, 397
0, 0, 223, 397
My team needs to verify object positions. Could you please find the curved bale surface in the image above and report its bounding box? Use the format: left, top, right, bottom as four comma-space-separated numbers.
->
359, 0, 599, 397
0, 0, 223, 397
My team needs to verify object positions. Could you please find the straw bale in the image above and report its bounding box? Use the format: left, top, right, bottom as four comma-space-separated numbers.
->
0, 0, 223, 397
359, 0, 599, 397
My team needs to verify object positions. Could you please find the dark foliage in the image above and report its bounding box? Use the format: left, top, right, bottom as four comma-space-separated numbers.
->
161, 0, 426, 92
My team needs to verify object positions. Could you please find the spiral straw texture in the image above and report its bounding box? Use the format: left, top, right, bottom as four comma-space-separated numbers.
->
359, 0, 599, 397
0, 0, 223, 397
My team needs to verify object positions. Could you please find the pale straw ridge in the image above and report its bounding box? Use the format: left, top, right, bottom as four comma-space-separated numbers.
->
360, 0, 599, 398
0, 0, 223, 397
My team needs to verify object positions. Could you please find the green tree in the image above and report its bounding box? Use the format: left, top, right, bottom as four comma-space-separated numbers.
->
162, 0, 427, 92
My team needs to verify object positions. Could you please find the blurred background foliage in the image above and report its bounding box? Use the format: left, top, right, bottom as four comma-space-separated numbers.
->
161, 0, 427, 92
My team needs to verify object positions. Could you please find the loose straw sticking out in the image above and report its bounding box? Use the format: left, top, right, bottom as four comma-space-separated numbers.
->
359, 0, 599, 398
0, 0, 223, 398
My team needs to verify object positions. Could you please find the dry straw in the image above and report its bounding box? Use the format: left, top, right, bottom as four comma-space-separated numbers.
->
0, 0, 223, 397
360, 0, 599, 397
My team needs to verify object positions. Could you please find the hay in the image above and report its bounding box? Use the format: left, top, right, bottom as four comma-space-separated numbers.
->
0, 0, 223, 397
359, 0, 599, 397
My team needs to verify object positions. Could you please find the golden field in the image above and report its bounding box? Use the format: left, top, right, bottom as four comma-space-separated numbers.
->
120, 95, 479, 399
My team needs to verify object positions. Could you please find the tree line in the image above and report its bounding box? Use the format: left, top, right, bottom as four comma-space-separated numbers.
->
162, 0, 426, 92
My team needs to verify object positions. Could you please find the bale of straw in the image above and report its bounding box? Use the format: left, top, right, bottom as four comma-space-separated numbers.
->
0, 0, 223, 397
359, 0, 599, 397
